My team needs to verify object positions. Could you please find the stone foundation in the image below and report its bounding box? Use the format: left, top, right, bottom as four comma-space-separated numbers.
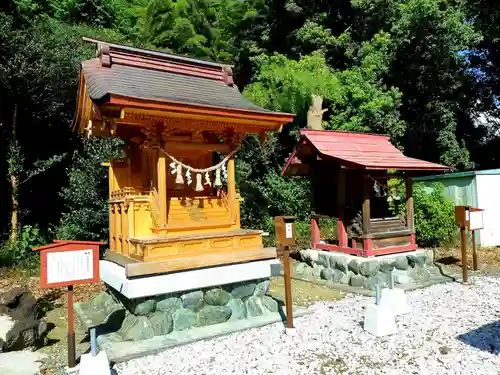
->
77, 278, 279, 342
293, 249, 442, 291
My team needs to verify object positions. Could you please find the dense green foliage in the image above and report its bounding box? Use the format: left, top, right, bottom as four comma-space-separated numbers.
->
389, 182, 457, 248
2, 0, 500, 262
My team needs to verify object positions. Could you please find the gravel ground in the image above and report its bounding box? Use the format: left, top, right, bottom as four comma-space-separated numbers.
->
114, 276, 500, 375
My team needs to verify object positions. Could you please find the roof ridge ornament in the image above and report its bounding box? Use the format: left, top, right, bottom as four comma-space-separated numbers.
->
222, 65, 234, 86
97, 43, 111, 67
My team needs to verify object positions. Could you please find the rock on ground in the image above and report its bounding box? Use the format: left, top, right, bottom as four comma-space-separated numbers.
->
114, 276, 500, 375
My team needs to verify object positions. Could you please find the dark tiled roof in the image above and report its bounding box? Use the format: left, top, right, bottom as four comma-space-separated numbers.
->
82, 58, 270, 113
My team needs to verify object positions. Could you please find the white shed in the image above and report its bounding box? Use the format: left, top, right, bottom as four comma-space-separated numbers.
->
414, 169, 500, 247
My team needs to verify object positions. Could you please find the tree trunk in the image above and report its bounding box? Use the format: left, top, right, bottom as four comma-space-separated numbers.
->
9, 104, 19, 242
10, 175, 19, 242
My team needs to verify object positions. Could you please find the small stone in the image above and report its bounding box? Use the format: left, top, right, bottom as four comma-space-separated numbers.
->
395, 256, 409, 270
363, 275, 388, 291
300, 249, 318, 267
93, 292, 120, 312
439, 345, 450, 355
320, 268, 335, 281
424, 249, 434, 265
332, 269, 347, 283
408, 267, 432, 282
204, 288, 232, 306
254, 280, 270, 297
227, 299, 247, 320
119, 315, 154, 341
379, 261, 395, 273
349, 274, 366, 287
334, 257, 348, 273
312, 265, 323, 279
339, 271, 351, 284
197, 305, 231, 327
301, 266, 314, 280
393, 269, 411, 284
262, 296, 279, 313
133, 299, 156, 316
181, 291, 204, 312
348, 260, 360, 274
328, 256, 337, 269
230, 283, 256, 299
245, 296, 266, 317
148, 311, 173, 336
173, 308, 197, 331
156, 296, 182, 315
359, 260, 380, 277
407, 254, 426, 268
294, 262, 307, 275
316, 253, 330, 268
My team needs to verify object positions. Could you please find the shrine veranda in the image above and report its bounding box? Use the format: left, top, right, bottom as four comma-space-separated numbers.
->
72, 38, 453, 356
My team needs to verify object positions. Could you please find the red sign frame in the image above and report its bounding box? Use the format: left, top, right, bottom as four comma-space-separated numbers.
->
33, 240, 102, 288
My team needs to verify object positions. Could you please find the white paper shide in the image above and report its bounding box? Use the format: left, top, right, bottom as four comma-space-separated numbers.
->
46, 249, 94, 284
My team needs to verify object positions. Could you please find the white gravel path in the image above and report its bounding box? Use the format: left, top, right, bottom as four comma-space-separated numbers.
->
114, 276, 500, 375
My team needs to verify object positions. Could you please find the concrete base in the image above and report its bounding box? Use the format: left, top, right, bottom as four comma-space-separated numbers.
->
363, 304, 397, 337
379, 288, 410, 316
79, 352, 111, 375
97, 305, 310, 363
101, 258, 281, 299
284, 327, 297, 336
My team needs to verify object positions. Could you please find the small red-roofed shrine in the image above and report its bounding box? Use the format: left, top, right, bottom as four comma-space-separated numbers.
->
282, 130, 450, 257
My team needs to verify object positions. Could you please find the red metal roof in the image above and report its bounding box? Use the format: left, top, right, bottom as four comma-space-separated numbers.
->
283, 130, 449, 174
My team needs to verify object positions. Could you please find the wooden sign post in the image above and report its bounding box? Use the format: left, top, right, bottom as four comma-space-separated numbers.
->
454, 206, 484, 282
468, 208, 484, 271
274, 216, 296, 330
33, 240, 102, 368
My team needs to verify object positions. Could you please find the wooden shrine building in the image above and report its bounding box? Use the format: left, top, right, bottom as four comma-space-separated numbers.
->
282, 130, 449, 257
73, 39, 293, 276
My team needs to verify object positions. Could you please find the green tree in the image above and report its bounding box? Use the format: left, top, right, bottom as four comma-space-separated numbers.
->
55, 137, 124, 241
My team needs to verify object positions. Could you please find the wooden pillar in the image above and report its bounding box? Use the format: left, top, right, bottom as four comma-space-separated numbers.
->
362, 175, 371, 235
227, 156, 237, 226
157, 151, 167, 226
337, 169, 347, 247
405, 176, 414, 232
121, 202, 129, 256
115, 203, 123, 254
311, 217, 320, 247
108, 165, 115, 251
362, 175, 373, 256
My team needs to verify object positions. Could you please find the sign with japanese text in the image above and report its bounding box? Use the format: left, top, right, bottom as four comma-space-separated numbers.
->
33, 240, 102, 289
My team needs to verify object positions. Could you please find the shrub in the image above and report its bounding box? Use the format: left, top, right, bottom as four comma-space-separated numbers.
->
0, 225, 46, 268
389, 181, 457, 248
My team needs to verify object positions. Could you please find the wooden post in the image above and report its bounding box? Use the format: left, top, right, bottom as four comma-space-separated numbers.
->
362, 175, 371, 235
282, 244, 294, 329
337, 170, 347, 247
311, 217, 320, 247
67, 285, 76, 368
108, 165, 115, 251
472, 230, 478, 271
157, 152, 167, 226
362, 175, 372, 255
460, 226, 468, 283
227, 156, 237, 224
406, 176, 414, 232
